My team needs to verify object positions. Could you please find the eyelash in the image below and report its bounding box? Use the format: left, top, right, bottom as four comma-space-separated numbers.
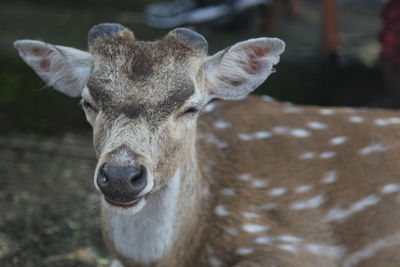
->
81, 100, 197, 116
183, 107, 199, 114
81, 99, 97, 112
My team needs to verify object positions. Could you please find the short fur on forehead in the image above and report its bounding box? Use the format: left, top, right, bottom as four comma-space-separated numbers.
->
87, 35, 198, 125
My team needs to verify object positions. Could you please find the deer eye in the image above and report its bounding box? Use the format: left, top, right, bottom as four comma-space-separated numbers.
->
81, 99, 98, 112
182, 107, 199, 116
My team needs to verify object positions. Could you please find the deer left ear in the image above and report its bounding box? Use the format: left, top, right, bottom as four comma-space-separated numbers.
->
202, 38, 285, 100
14, 40, 93, 97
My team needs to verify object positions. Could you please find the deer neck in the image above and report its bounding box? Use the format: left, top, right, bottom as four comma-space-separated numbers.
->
101, 142, 205, 266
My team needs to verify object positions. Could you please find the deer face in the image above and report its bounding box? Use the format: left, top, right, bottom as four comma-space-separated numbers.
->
84, 26, 209, 212
14, 23, 284, 214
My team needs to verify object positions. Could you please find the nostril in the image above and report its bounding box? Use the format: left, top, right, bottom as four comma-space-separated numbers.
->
97, 164, 109, 188
100, 167, 108, 182
100, 176, 108, 183
130, 165, 147, 188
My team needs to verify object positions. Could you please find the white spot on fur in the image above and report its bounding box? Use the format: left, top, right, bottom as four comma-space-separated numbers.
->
320, 151, 336, 159
380, 184, 400, 194
254, 131, 272, 139
238, 131, 271, 140
321, 170, 337, 184
290, 129, 310, 138
284, 106, 303, 113
320, 109, 334, 115
242, 224, 268, 233
261, 95, 275, 102
290, 195, 324, 210
342, 234, 400, 267
198, 133, 228, 148
238, 133, 253, 141
306, 243, 345, 259
213, 120, 231, 129
235, 247, 254, 255
221, 188, 236, 196
359, 143, 387, 155
330, 136, 347, 145
294, 185, 314, 193
278, 244, 298, 253
348, 116, 364, 123
254, 236, 272, 244
387, 117, 400, 124
325, 194, 380, 222
223, 227, 238, 236
307, 121, 327, 130
269, 187, 287, 197
238, 173, 252, 181
273, 126, 289, 134
374, 118, 389, 126
248, 203, 279, 211
299, 152, 316, 160
242, 212, 260, 219
252, 179, 268, 188
277, 235, 303, 243
209, 256, 223, 267
215, 205, 229, 216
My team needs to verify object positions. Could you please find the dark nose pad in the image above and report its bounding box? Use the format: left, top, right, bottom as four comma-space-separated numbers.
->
97, 163, 147, 204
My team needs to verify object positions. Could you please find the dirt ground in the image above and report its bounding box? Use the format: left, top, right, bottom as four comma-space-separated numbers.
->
0, 0, 387, 266
0, 133, 109, 266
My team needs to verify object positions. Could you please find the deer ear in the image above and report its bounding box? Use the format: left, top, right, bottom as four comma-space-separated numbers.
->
202, 38, 285, 100
14, 40, 93, 97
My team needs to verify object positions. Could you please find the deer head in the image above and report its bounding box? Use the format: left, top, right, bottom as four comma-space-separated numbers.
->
14, 23, 285, 215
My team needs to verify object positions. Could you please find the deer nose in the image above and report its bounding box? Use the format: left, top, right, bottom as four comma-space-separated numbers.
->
97, 163, 147, 205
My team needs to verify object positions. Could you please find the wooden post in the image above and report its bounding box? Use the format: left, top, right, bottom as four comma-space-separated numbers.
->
321, 0, 339, 59
288, 0, 300, 17
265, 0, 281, 33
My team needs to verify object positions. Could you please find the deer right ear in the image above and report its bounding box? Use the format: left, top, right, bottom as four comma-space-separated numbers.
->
14, 40, 93, 97
202, 38, 285, 100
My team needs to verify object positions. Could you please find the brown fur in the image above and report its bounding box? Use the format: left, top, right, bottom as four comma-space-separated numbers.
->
193, 97, 400, 267
15, 25, 400, 267
86, 30, 400, 267
100, 96, 400, 267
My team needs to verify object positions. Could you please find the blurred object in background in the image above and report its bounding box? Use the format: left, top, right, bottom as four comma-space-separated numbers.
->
145, 0, 339, 61
380, 0, 400, 107
264, 0, 338, 61
321, 0, 338, 61
144, 0, 271, 29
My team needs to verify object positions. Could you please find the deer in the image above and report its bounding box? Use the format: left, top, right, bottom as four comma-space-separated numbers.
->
14, 23, 400, 267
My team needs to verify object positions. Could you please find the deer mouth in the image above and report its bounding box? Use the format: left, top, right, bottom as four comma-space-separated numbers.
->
104, 196, 143, 208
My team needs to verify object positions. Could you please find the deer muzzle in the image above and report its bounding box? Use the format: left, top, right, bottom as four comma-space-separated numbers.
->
97, 163, 148, 207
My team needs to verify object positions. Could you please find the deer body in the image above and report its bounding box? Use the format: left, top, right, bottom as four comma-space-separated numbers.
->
14, 24, 400, 267
107, 96, 400, 267
195, 97, 400, 267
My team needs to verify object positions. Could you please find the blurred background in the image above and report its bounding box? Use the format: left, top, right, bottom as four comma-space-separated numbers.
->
0, 0, 398, 266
